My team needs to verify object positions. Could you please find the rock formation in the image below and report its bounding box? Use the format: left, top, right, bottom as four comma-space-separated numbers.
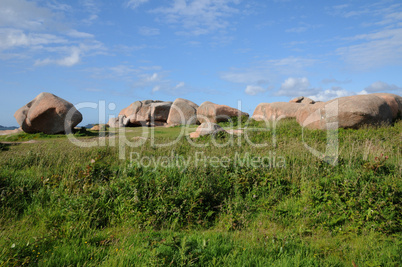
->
372, 93, 402, 120
167, 98, 199, 126
119, 100, 172, 127
252, 93, 401, 129
197, 101, 249, 124
252, 102, 308, 121
289, 96, 316, 104
189, 122, 227, 138
14, 92, 82, 134
296, 94, 394, 130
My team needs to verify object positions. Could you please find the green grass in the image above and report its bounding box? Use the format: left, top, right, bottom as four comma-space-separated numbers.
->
0, 128, 100, 142
1, 119, 401, 266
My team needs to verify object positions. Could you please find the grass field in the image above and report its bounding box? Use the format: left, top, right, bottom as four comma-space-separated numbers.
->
1, 119, 401, 266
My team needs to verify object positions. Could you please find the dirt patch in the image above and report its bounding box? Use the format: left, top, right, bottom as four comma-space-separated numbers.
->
0, 140, 39, 145
0, 129, 22, 136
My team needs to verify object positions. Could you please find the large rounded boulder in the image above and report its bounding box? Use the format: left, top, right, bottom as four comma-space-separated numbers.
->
119, 100, 172, 127
167, 98, 199, 126
372, 93, 402, 120
197, 101, 249, 124
14, 92, 82, 134
297, 94, 394, 130
252, 102, 308, 121
108, 115, 125, 128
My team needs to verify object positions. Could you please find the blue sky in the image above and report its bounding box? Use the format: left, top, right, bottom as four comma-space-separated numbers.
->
1, 0, 402, 126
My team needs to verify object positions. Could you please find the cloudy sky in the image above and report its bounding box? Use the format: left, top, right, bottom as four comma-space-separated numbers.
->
1, 0, 402, 126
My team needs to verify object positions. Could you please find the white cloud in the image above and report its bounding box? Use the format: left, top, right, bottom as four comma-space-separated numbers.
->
307, 86, 353, 102
0, 28, 66, 50
221, 56, 317, 87
276, 77, 320, 97
332, 2, 402, 70
35, 46, 81, 67
130, 72, 167, 90
86, 64, 162, 81
81, 0, 100, 24
337, 28, 402, 70
109, 65, 141, 77
125, 0, 149, 9
87, 64, 185, 95
145, 73, 159, 82
33, 40, 104, 67
81, 0, 100, 14
0, 0, 105, 67
245, 85, 266, 96
375, 11, 402, 26
276, 77, 356, 101
221, 57, 318, 98
83, 14, 98, 25
127, 70, 191, 95
268, 57, 317, 70
329, 2, 402, 27
152, 0, 241, 35
321, 78, 352, 84
363, 81, 402, 93
221, 70, 270, 85
67, 30, 94, 39
357, 90, 369, 95
277, 78, 400, 102
138, 26, 160, 36
175, 82, 185, 89
0, 0, 55, 30
57, 47, 81, 66
46, 1, 72, 12
281, 77, 310, 90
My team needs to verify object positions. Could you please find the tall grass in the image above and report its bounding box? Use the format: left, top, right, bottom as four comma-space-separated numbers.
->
1, 119, 401, 266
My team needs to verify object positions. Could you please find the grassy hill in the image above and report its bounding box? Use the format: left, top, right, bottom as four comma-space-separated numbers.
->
0, 119, 401, 266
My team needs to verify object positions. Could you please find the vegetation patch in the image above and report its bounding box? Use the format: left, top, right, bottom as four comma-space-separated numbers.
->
1, 119, 401, 265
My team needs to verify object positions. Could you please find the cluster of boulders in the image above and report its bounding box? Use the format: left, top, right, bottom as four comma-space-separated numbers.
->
12, 92, 402, 135
106, 98, 249, 128
253, 93, 402, 130
108, 100, 174, 127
